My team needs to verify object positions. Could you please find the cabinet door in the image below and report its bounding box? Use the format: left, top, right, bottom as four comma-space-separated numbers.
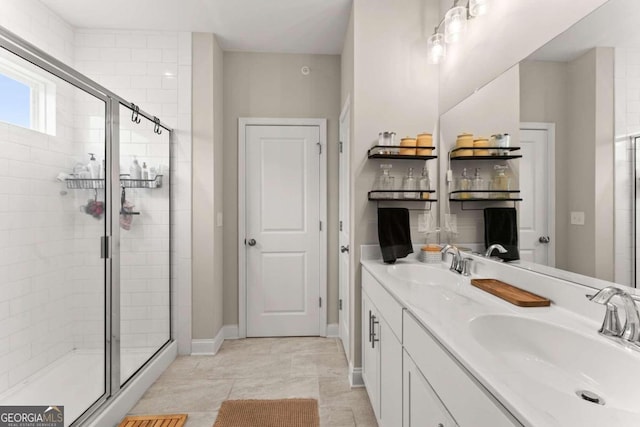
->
362, 292, 379, 418
403, 350, 457, 427
379, 317, 402, 427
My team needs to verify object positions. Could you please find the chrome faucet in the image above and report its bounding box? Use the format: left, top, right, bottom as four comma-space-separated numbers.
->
484, 244, 507, 258
589, 287, 640, 344
441, 244, 463, 274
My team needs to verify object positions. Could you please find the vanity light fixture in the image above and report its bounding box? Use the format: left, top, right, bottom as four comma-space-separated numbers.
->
427, 0, 489, 64
469, 0, 488, 17
427, 32, 446, 64
444, 5, 468, 44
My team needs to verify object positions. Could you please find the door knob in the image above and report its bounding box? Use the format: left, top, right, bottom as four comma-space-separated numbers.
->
247, 238, 257, 246
539, 236, 550, 243
340, 245, 350, 253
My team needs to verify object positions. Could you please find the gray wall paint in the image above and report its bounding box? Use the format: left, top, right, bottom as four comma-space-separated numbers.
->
520, 48, 614, 280
191, 33, 224, 339
520, 60, 569, 268
222, 52, 342, 328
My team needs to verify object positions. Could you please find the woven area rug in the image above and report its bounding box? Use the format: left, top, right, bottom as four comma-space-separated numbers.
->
118, 414, 187, 427
213, 398, 319, 427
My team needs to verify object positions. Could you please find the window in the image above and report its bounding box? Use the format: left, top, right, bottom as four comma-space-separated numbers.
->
0, 54, 56, 135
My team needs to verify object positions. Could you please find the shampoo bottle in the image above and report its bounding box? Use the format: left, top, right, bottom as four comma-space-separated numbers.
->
88, 153, 100, 179
130, 157, 142, 180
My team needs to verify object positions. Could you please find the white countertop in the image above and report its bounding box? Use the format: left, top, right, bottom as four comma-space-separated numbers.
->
361, 253, 640, 427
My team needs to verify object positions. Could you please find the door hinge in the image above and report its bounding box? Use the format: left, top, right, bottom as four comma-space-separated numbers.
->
319, 221, 323, 231
100, 236, 110, 259
339, 141, 343, 153
339, 220, 343, 231
339, 299, 343, 310
317, 142, 322, 155
319, 297, 322, 308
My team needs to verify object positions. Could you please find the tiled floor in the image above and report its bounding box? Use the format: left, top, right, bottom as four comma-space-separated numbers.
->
128, 337, 377, 427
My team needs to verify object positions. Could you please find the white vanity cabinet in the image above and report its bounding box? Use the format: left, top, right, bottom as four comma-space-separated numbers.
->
403, 310, 521, 427
403, 349, 457, 427
362, 269, 403, 427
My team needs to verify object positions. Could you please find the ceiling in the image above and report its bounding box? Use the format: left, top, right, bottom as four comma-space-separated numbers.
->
39, 0, 352, 55
529, 0, 640, 62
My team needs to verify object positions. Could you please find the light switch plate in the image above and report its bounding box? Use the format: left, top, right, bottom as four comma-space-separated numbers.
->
570, 211, 585, 225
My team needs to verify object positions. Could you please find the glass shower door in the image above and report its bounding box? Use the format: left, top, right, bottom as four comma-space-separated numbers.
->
0, 45, 108, 425
118, 104, 171, 385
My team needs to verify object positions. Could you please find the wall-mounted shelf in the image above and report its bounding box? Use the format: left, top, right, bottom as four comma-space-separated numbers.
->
450, 146, 521, 160
368, 145, 437, 160
369, 190, 436, 201
449, 190, 521, 210
65, 175, 163, 189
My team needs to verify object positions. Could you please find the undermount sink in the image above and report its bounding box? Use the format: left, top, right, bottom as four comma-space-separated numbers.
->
385, 264, 458, 286
469, 314, 640, 412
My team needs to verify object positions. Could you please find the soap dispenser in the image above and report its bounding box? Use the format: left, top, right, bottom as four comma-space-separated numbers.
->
402, 167, 417, 199
471, 168, 485, 199
490, 164, 510, 199
88, 153, 100, 179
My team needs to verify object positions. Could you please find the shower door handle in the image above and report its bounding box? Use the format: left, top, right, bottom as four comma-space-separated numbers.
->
101, 236, 110, 259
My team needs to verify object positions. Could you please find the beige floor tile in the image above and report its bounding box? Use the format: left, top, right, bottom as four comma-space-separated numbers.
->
291, 352, 349, 378
184, 411, 218, 427
270, 337, 341, 354
127, 337, 376, 427
228, 376, 319, 400
194, 352, 292, 379
129, 378, 233, 413
319, 378, 372, 408
319, 406, 356, 427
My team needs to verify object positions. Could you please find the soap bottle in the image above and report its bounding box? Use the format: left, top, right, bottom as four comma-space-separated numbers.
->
491, 164, 510, 199
375, 164, 395, 199
418, 166, 431, 200
88, 153, 100, 179
458, 168, 471, 199
130, 157, 142, 180
471, 168, 485, 199
402, 167, 417, 199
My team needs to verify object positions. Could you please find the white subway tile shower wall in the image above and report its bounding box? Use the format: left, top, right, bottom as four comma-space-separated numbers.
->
74, 29, 192, 355
614, 48, 637, 286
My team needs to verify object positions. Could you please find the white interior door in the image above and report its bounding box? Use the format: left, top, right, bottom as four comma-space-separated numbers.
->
245, 124, 321, 337
339, 101, 351, 357
519, 125, 554, 265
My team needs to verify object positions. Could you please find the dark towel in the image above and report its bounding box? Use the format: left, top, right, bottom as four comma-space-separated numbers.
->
378, 208, 413, 264
484, 207, 519, 261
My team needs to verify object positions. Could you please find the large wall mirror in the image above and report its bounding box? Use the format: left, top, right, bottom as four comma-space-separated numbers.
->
439, 0, 640, 290
518, 0, 638, 288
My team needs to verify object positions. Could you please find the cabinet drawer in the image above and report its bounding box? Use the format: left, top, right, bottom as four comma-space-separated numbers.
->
403, 311, 521, 427
362, 268, 403, 341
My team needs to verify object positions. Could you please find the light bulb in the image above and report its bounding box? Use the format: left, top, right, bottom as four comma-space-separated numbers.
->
427, 33, 446, 64
469, 0, 488, 17
444, 6, 467, 44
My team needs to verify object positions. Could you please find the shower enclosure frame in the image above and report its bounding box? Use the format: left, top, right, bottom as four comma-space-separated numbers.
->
0, 25, 174, 426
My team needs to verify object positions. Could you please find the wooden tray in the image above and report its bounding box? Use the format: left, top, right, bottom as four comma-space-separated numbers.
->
471, 279, 551, 307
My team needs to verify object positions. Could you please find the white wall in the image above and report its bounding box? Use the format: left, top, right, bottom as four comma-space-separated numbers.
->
438, 0, 608, 113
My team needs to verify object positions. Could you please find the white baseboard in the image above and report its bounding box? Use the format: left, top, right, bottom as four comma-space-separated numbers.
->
191, 326, 226, 355
326, 323, 339, 337
349, 363, 364, 388
87, 341, 177, 427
